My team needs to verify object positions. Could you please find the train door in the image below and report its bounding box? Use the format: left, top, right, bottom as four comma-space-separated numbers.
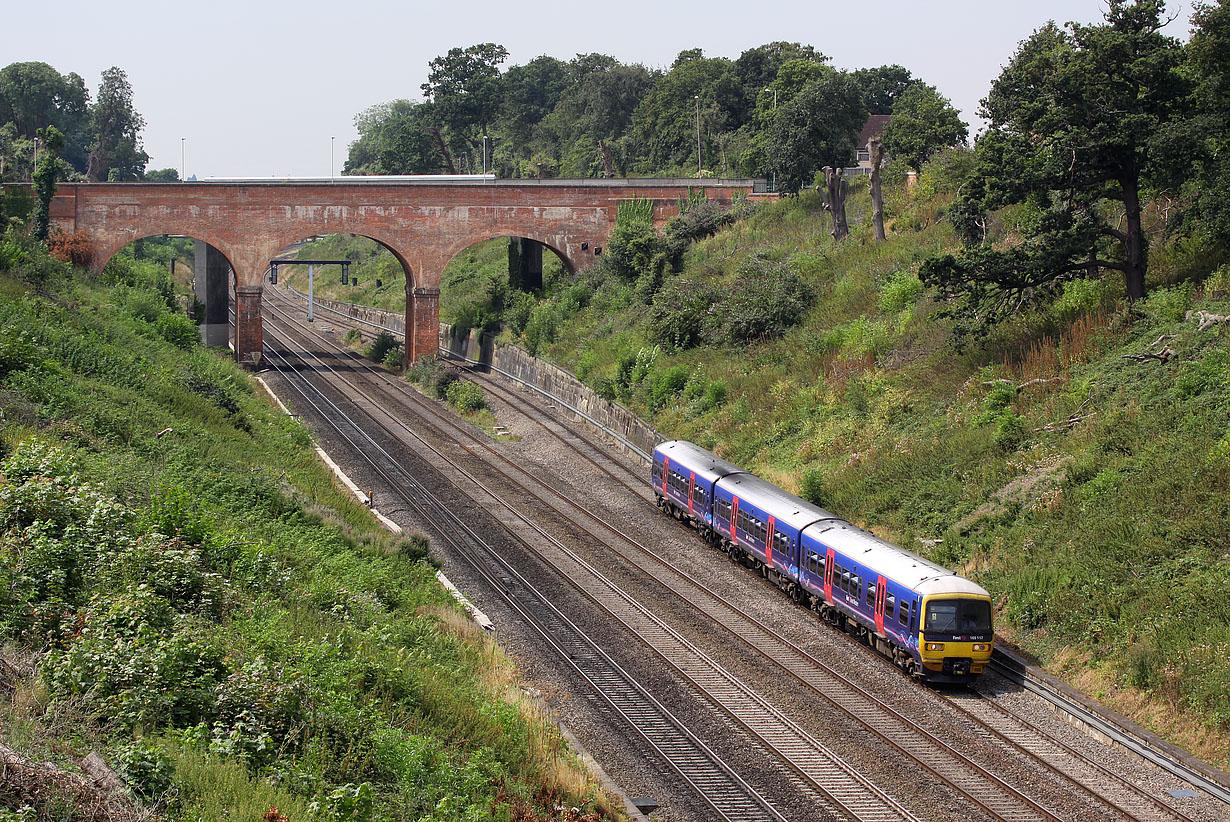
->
730, 496, 739, 541
688, 472, 695, 517
661, 457, 669, 496
874, 575, 887, 636
765, 517, 775, 568
824, 547, 835, 604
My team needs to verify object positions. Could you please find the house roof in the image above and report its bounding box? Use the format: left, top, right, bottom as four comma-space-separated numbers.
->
857, 114, 892, 148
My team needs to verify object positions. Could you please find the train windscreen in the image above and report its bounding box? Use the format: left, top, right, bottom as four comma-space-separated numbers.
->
925, 599, 992, 634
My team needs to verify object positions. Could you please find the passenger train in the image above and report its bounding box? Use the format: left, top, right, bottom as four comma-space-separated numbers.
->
651, 440, 993, 683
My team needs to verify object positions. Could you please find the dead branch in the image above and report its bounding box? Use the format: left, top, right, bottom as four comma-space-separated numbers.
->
1123, 334, 1176, 364
980, 377, 1064, 393
1187, 310, 1230, 332
1122, 349, 1176, 363
1036, 411, 1097, 432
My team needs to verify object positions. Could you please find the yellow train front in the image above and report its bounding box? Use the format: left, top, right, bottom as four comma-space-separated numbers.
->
916, 588, 994, 681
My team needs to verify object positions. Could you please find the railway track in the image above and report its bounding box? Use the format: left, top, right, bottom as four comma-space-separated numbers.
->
258, 325, 792, 822
266, 285, 1224, 822
263, 292, 920, 821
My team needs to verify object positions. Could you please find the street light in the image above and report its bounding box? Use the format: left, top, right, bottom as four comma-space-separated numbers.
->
180, 137, 185, 181
694, 95, 701, 177
330, 136, 335, 182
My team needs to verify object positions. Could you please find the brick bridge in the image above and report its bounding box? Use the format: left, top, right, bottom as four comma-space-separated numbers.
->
47, 178, 761, 365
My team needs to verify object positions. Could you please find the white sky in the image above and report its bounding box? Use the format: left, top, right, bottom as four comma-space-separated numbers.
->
4, 0, 1195, 178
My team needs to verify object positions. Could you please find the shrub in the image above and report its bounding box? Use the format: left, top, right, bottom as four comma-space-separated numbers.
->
155, 312, 199, 349
522, 302, 560, 356
406, 354, 441, 386
47, 229, 94, 269
648, 278, 720, 350
800, 468, 826, 507
446, 379, 486, 413
647, 365, 689, 410
716, 258, 815, 343
1142, 282, 1194, 323
363, 331, 398, 363
878, 270, 925, 312
382, 343, 404, 369
432, 368, 461, 399
342, 328, 362, 345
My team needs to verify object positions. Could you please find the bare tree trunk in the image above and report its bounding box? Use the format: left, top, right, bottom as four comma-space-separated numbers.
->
823, 166, 849, 241
869, 138, 886, 243
427, 127, 457, 175
598, 140, 616, 178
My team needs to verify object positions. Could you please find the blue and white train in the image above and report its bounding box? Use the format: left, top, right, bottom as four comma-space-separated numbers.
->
652, 440, 993, 682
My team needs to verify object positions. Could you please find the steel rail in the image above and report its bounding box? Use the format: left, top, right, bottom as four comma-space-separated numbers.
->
263, 295, 1074, 822
258, 335, 788, 822
262, 302, 918, 822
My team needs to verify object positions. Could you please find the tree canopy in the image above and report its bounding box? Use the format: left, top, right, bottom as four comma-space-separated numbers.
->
880, 83, 967, 171
919, 0, 1190, 337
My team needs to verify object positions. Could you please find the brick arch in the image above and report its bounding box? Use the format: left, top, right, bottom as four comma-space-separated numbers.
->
437, 231, 579, 278
93, 228, 243, 284
264, 230, 417, 289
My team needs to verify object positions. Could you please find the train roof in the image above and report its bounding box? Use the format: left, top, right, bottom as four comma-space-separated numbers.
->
802, 521, 990, 597
654, 440, 747, 485
717, 472, 841, 533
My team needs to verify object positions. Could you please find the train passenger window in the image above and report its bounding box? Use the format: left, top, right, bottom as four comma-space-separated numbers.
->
867, 583, 876, 607
886, 594, 896, 615
841, 571, 850, 592
898, 600, 909, 626
652, 463, 662, 481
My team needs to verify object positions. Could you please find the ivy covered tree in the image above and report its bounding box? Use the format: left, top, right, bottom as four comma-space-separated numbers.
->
31, 125, 64, 242
919, 0, 1191, 336
1189, 0, 1230, 244
86, 67, 148, 181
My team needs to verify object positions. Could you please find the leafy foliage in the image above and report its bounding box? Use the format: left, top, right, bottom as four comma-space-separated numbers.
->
879, 83, 967, 172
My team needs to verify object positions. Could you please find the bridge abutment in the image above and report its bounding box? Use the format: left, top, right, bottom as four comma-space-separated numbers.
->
193, 241, 232, 348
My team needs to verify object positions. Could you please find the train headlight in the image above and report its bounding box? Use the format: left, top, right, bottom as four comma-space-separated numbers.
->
972, 643, 989, 652
925, 642, 944, 652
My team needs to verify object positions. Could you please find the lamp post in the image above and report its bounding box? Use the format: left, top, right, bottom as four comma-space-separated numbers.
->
694, 95, 701, 177
330, 136, 335, 182
180, 137, 185, 181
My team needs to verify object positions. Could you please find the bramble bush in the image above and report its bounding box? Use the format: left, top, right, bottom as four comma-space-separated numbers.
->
446, 379, 487, 413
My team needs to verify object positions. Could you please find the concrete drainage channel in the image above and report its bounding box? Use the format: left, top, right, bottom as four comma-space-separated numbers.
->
280, 285, 1230, 811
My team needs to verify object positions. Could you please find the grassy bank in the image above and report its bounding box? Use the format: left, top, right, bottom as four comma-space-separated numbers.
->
0, 235, 622, 821
249, 165, 1229, 768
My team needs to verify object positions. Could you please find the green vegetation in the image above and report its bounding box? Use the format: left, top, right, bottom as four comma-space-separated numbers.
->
344, 40, 956, 184
0, 62, 155, 183
0, 235, 619, 820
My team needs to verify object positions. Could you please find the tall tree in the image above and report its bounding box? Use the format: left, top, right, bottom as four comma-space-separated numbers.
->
630, 50, 744, 171
1189, 0, 1230, 244
345, 100, 441, 174
0, 62, 91, 172
421, 43, 508, 166
850, 64, 917, 114
919, 0, 1190, 334
500, 56, 571, 143
879, 82, 967, 171
762, 71, 866, 194
87, 67, 147, 181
